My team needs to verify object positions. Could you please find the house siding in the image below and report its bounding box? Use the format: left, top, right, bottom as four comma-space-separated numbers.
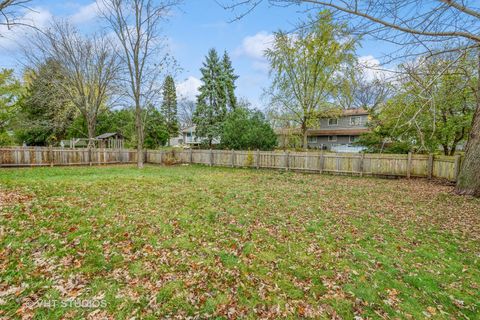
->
307, 114, 369, 150
318, 114, 368, 130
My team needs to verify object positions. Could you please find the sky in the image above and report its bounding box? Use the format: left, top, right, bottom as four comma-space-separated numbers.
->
0, 0, 392, 109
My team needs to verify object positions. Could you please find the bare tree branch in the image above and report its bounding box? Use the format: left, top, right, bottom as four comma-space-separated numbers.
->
26, 21, 120, 146
99, 0, 181, 168
0, 0, 31, 32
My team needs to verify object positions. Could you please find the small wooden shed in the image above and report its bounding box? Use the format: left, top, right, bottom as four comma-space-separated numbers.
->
96, 132, 125, 149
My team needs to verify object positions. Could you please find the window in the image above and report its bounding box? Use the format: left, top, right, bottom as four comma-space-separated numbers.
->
307, 136, 318, 144
349, 136, 359, 143
328, 135, 337, 142
350, 116, 362, 126
328, 118, 338, 126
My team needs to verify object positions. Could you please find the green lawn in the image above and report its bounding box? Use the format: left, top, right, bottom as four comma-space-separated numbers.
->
0, 165, 479, 319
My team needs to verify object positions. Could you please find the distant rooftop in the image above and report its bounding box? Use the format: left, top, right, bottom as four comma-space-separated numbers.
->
96, 132, 123, 139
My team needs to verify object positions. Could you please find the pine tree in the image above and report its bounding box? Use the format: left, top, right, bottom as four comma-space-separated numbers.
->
161, 75, 179, 145
193, 48, 227, 147
221, 51, 238, 111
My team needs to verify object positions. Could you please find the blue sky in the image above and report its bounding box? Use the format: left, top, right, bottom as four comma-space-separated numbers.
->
0, 0, 391, 109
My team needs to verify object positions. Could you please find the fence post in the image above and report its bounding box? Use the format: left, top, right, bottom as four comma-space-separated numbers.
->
427, 153, 434, 179
318, 151, 324, 174
336, 153, 340, 173
454, 154, 462, 181
210, 149, 213, 166
231, 149, 235, 167
49, 145, 54, 167
88, 147, 92, 166
407, 152, 412, 179
189, 148, 193, 164
285, 151, 290, 171
359, 153, 365, 177
256, 149, 260, 169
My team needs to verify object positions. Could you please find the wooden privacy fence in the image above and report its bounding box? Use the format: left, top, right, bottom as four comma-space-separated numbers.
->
0, 147, 137, 167
149, 149, 462, 182
1, 147, 462, 182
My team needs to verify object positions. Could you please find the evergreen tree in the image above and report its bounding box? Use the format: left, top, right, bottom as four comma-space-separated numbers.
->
161, 75, 179, 144
221, 51, 238, 111
16, 60, 78, 146
193, 48, 227, 147
144, 104, 169, 149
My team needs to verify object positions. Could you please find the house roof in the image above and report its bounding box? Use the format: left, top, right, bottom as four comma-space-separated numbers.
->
96, 132, 123, 139
342, 108, 369, 116
181, 126, 196, 133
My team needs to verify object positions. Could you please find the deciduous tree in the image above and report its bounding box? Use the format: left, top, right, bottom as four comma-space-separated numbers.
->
100, 0, 180, 168
266, 12, 356, 149
0, 68, 22, 145
28, 21, 119, 147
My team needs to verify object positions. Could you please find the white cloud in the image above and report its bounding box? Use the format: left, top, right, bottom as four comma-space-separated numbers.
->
0, 7, 52, 51
70, 1, 106, 24
235, 31, 274, 73
235, 31, 274, 61
70, 2, 100, 24
358, 55, 393, 81
176, 76, 201, 101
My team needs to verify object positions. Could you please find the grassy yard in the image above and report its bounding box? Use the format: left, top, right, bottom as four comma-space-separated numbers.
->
0, 165, 479, 319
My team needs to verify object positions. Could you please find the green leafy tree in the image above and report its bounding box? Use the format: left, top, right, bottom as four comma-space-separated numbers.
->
30, 21, 119, 147
66, 108, 135, 147
359, 54, 475, 155
16, 60, 77, 146
161, 75, 179, 144
144, 105, 169, 149
266, 11, 356, 149
0, 68, 23, 145
193, 48, 227, 147
221, 101, 277, 150
221, 51, 238, 111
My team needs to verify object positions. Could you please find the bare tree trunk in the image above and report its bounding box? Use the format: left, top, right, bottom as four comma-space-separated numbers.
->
302, 130, 308, 150
87, 121, 96, 148
136, 104, 144, 168
455, 52, 480, 196
442, 145, 449, 156
455, 104, 480, 196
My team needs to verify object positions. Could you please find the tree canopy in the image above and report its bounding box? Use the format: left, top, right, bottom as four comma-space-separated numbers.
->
221, 102, 277, 150
266, 11, 356, 149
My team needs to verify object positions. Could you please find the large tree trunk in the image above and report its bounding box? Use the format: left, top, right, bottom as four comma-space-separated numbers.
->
455, 51, 480, 196
136, 104, 144, 169
455, 103, 480, 196
87, 119, 96, 148
302, 124, 308, 150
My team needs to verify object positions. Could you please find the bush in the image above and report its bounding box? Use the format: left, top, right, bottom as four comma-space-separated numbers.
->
220, 107, 277, 150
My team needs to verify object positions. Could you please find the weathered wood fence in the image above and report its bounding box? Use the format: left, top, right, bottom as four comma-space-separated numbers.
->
0, 147, 137, 167
149, 149, 462, 182
0, 147, 462, 182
